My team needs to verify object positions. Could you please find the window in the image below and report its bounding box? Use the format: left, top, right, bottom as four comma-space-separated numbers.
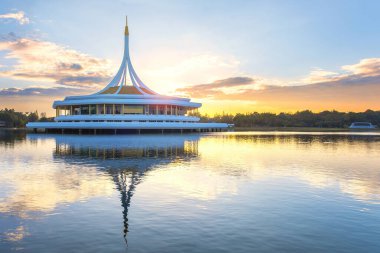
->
57, 106, 71, 116
149, 105, 156, 115
178, 107, 186, 115
123, 105, 144, 114
115, 105, 122, 114
158, 105, 165, 115
72, 105, 80, 115
80, 105, 89, 115
97, 104, 104, 114
89, 105, 96, 114
105, 104, 113, 114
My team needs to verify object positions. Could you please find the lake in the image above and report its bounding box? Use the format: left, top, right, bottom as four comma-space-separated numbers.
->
1, 130, 380, 253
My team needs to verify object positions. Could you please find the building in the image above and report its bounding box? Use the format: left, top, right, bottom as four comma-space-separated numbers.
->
26, 17, 229, 134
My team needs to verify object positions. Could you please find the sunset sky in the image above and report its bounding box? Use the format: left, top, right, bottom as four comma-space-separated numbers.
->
0, 0, 379, 116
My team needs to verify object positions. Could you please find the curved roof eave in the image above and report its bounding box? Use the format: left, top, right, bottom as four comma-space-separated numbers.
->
64, 94, 191, 102
53, 98, 202, 109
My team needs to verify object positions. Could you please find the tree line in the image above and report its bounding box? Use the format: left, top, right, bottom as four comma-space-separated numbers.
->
196, 110, 380, 128
1, 108, 379, 128
0, 108, 52, 128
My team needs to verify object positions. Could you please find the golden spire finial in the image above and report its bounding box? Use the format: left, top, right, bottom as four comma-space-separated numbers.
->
125, 16, 129, 35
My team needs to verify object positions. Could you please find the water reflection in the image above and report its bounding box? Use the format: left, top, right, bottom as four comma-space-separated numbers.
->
0, 129, 27, 147
52, 135, 199, 242
198, 133, 380, 203
1, 131, 380, 252
0, 133, 199, 245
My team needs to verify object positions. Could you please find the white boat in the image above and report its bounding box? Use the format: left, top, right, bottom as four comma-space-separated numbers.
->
26, 17, 229, 134
349, 122, 377, 129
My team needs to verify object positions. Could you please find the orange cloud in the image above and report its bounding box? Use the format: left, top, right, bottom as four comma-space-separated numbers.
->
179, 58, 380, 112
176, 77, 254, 98
0, 34, 113, 88
342, 58, 380, 76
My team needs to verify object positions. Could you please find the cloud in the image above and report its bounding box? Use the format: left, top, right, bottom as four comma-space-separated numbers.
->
342, 58, 380, 76
215, 75, 380, 101
0, 11, 30, 25
178, 58, 380, 111
0, 86, 85, 96
176, 77, 254, 98
302, 68, 340, 84
0, 34, 113, 88
141, 51, 242, 94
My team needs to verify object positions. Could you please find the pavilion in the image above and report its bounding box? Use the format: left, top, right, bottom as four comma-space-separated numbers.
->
26, 17, 229, 134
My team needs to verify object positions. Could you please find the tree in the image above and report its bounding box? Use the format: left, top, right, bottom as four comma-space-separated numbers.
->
27, 111, 39, 122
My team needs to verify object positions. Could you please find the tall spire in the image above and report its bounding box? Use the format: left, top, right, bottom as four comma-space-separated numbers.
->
95, 17, 158, 95
125, 16, 129, 36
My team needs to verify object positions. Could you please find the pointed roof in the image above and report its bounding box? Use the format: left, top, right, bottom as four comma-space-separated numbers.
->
53, 17, 202, 109
95, 16, 158, 96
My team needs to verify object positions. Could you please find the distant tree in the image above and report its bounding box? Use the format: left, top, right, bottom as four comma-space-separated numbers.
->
0, 108, 28, 127
200, 109, 380, 128
27, 111, 39, 122
1, 108, 380, 129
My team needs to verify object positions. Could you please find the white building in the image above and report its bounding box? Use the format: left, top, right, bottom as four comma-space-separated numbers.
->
27, 17, 229, 134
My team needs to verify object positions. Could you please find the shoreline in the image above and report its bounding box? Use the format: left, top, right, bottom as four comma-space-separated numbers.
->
1, 127, 379, 133
233, 126, 380, 132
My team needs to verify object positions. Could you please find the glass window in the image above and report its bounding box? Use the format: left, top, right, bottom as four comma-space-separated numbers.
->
57, 106, 63, 116
115, 105, 122, 114
97, 104, 104, 114
178, 107, 186, 115
57, 106, 71, 116
105, 104, 113, 114
72, 105, 81, 115
149, 105, 156, 115
89, 105, 96, 115
123, 105, 144, 114
65, 106, 71, 115
158, 105, 165, 115
81, 105, 89, 115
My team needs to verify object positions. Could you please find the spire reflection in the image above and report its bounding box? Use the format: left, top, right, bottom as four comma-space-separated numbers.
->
52, 134, 200, 243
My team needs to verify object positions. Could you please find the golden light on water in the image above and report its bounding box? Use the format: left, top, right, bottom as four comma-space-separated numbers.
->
1, 133, 379, 223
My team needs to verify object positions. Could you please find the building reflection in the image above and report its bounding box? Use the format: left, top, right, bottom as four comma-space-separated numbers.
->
52, 134, 200, 242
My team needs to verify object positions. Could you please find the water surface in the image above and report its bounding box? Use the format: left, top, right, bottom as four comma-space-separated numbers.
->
1, 131, 380, 252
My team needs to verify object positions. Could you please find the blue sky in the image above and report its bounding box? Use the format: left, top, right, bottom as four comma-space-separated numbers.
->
0, 0, 379, 114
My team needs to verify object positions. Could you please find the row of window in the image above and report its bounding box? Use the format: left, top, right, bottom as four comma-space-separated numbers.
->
56, 104, 192, 116
57, 120, 195, 123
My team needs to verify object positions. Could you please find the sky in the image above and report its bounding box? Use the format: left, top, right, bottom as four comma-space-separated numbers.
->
0, 0, 379, 116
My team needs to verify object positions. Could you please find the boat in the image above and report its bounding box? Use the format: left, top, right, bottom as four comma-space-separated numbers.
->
26, 17, 229, 134
349, 122, 377, 129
